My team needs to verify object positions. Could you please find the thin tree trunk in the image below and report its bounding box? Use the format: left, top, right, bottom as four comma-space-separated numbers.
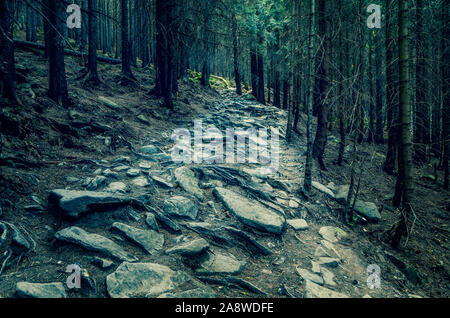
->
304, 0, 316, 192
121, 0, 135, 83
0, 0, 20, 104
392, 0, 413, 249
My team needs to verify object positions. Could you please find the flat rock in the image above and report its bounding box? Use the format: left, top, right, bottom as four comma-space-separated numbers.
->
174, 166, 204, 200
49, 189, 132, 219
296, 267, 324, 286
145, 213, 159, 231
86, 176, 106, 190
195, 253, 246, 275
312, 181, 335, 198
106, 262, 191, 298
151, 175, 174, 189
140, 145, 161, 155
132, 176, 149, 187
163, 196, 198, 220
287, 219, 309, 231
320, 267, 337, 287
126, 169, 141, 177
304, 280, 348, 298
16, 282, 67, 298
318, 226, 348, 243
166, 238, 209, 256
55, 226, 137, 262
106, 182, 128, 193
213, 187, 286, 234
354, 200, 381, 222
111, 222, 164, 255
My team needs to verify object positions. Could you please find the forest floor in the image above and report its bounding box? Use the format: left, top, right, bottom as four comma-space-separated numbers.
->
0, 48, 449, 298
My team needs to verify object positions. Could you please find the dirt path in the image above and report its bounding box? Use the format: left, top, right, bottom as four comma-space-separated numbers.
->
0, 87, 426, 298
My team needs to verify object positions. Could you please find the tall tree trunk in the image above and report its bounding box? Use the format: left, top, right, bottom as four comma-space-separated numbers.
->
257, 32, 265, 104
392, 0, 413, 248
155, 0, 176, 110
86, 0, 100, 84
442, 0, 449, 189
232, 12, 242, 95
304, 0, 316, 192
48, 0, 69, 107
121, 0, 135, 83
384, 0, 397, 175
413, 0, 428, 163
80, 0, 88, 52
250, 46, 259, 99
374, 29, 384, 144
312, 0, 329, 170
337, 0, 345, 165
0, 0, 20, 104
368, 37, 375, 144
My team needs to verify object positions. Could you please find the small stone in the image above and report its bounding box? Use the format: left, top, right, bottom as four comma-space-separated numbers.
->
321, 267, 337, 286
126, 169, 141, 177
106, 182, 128, 193
86, 176, 106, 190
287, 219, 309, 231
296, 267, 324, 286
166, 238, 210, 256
113, 165, 130, 172
55, 226, 137, 262
151, 176, 174, 189
106, 262, 191, 298
66, 177, 79, 183
289, 199, 300, 208
195, 253, 246, 275
311, 261, 321, 274
174, 166, 204, 201
319, 226, 348, 243
273, 256, 286, 266
145, 213, 159, 231
111, 222, 164, 255
314, 246, 330, 258
138, 161, 153, 170
103, 169, 119, 179
163, 196, 198, 220
137, 115, 150, 125
132, 176, 149, 187
140, 145, 161, 154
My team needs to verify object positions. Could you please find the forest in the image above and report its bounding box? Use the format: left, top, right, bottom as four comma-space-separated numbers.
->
0, 0, 448, 299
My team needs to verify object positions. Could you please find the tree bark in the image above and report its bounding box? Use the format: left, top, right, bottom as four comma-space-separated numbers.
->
121, 0, 135, 83
392, 0, 413, 248
0, 0, 20, 104
312, 0, 329, 170
48, 0, 69, 107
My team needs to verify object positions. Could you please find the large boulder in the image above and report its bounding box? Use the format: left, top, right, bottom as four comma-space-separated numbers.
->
106, 262, 191, 298
55, 226, 137, 262
49, 189, 132, 219
213, 187, 286, 234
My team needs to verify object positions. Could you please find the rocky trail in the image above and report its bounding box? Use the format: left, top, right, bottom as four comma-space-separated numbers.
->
0, 89, 427, 299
